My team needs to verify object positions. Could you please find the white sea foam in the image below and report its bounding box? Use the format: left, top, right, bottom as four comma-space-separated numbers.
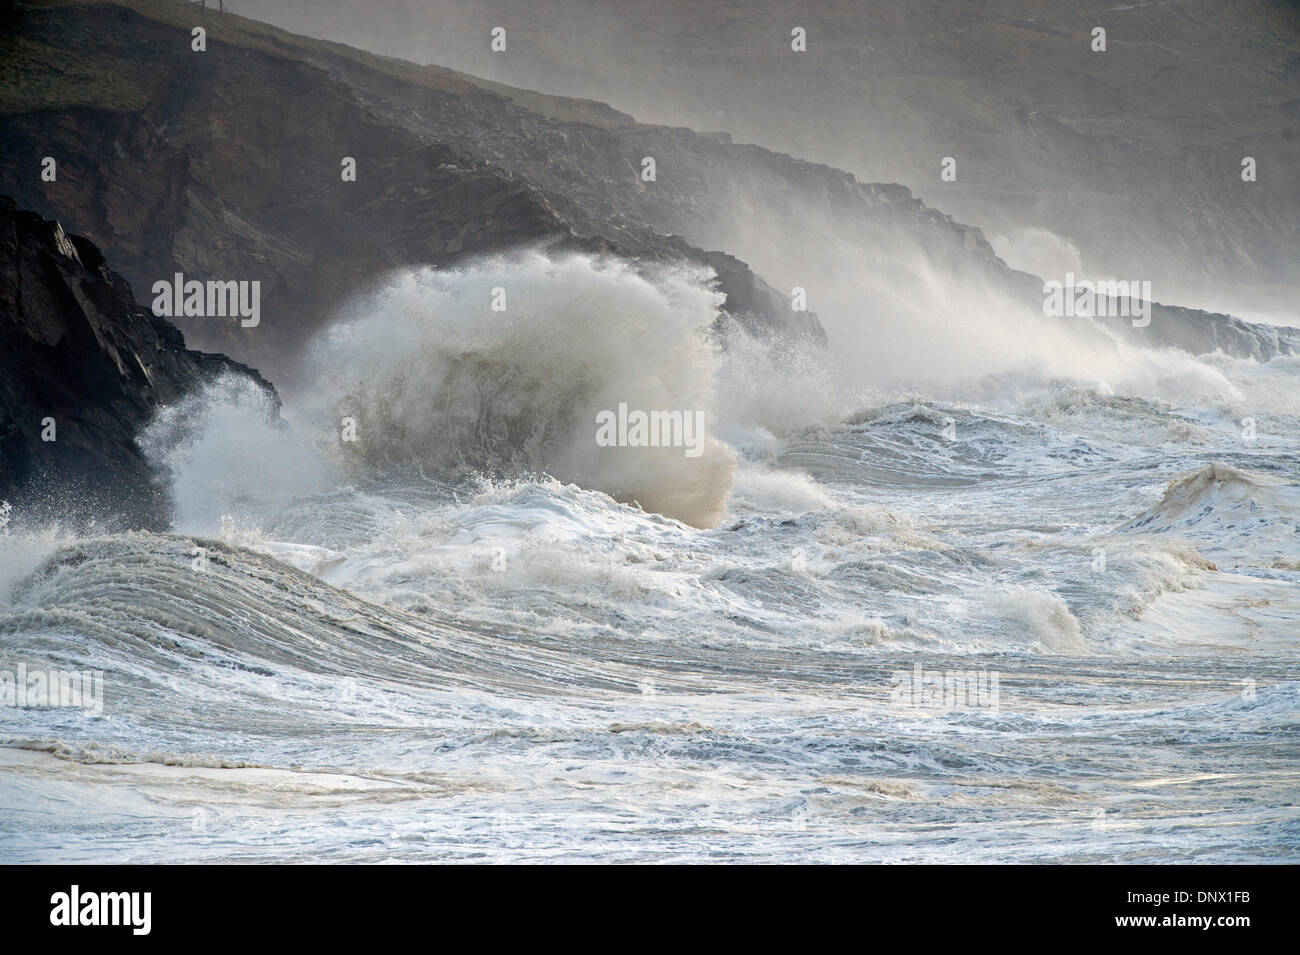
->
4, 248, 1297, 862
295, 250, 737, 527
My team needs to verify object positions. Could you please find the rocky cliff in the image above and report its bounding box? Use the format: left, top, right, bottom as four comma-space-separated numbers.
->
0, 0, 827, 382
227, 0, 1300, 324
2, 0, 1290, 384
1, 0, 1293, 385
0, 194, 274, 529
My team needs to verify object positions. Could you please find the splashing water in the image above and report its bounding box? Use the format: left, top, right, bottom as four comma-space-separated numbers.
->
2, 249, 1297, 863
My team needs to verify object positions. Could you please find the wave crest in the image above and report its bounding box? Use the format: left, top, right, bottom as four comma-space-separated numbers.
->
301, 250, 737, 527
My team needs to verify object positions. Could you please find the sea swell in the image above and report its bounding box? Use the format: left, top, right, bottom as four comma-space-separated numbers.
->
1, 250, 1297, 862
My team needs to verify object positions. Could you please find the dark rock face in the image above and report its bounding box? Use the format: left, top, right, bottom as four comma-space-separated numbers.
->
1103, 302, 1300, 361
0, 0, 1290, 391
226, 0, 1300, 321
0, 195, 274, 530
996, 267, 1300, 361
0, 0, 825, 381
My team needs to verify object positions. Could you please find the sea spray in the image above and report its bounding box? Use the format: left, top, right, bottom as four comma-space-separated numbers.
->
297, 249, 738, 527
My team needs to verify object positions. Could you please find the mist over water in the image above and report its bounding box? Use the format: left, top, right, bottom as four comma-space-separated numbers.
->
4, 237, 1298, 861
297, 251, 737, 527
136, 245, 1272, 542
2, 2, 1298, 865
223, 0, 1300, 327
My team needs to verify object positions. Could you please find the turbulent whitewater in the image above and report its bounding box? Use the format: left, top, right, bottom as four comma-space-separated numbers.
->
1, 252, 1298, 862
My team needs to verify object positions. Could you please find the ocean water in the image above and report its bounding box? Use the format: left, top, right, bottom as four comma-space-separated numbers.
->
1, 252, 1297, 862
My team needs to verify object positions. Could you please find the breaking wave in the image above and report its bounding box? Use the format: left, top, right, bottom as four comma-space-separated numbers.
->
3, 246, 1298, 863
293, 250, 741, 527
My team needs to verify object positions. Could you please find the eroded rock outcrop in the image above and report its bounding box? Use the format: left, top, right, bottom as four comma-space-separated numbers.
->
0, 0, 825, 380
0, 195, 275, 529
0, 0, 1290, 388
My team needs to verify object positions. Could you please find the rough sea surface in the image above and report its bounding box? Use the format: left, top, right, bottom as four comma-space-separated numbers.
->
2, 257, 1297, 863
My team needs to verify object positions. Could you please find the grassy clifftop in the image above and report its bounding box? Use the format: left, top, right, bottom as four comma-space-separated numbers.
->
0, 34, 146, 113
6, 0, 636, 127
